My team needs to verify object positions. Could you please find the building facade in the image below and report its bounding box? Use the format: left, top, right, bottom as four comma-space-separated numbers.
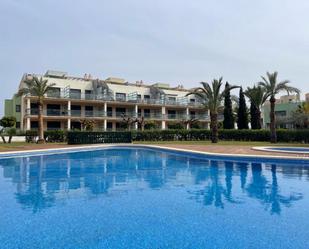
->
262, 94, 302, 129
5, 70, 211, 131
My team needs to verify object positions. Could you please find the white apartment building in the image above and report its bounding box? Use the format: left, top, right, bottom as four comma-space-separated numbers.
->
9, 70, 210, 131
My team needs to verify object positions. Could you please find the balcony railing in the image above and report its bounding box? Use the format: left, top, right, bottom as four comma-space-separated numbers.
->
27, 92, 204, 107
25, 108, 211, 120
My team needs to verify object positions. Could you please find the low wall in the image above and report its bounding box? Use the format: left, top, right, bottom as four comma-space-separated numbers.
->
0, 136, 26, 143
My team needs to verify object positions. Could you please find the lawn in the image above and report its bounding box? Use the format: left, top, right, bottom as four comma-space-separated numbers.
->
133, 140, 309, 147
0, 140, 308, 152
0, 142, 67, 151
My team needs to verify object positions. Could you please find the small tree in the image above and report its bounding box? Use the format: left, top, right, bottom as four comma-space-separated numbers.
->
223, 82, 235, 129
181, 117, 199, 129
136, 116, 145, 131
121, 114, 136, 131
237, 87, 249, 129
0, 116, 16, 143
80, 119, 95, 131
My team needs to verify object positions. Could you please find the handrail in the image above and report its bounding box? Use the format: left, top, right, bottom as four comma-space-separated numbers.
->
26, 92, 204, 107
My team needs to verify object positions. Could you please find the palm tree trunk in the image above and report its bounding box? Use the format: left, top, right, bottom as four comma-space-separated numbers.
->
269, 96, 277, 143
38, 101, 45, 144
257, 109, 262, 129
210, 112, 218, 143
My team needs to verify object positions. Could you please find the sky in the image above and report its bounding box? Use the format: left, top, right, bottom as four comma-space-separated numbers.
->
1, 0, 309, 116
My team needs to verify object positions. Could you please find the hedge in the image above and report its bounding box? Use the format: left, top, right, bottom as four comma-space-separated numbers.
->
67, 131, 132, 144
132, 129, 309, 143
26, 129, 309, 144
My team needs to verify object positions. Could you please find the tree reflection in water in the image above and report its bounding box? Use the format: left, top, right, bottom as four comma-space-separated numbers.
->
0, 149, 306, 214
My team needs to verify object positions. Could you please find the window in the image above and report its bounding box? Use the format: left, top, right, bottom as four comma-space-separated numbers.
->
144, 109, 150, 118
47, 104, 61, 116
168, 110, 176, 119
71, 105, 81, 116
47, 121, 61, 130
71, 122, 81, 130
31, 121, 38, 130
47, 87, 61, 98
275, 111, 286, 117
16, 122, 20, 129
107, 122, 113, 130
30, 103, 39, 115
144, 95, 150, 99
107, 107, 113, 117
85, 106, 94, 117
116, 93, 126, 101
85, 90, 93, 100
70, 89, 81, 99
190, 99, 195, 103
16, 105, 21, 112
116, 108, 126, 117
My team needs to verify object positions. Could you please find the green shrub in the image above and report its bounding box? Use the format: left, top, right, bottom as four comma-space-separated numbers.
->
167, 122, 185, 130
132, 129, 309, 143
144, 121, 157, 130
45, 130, 66, 143
67, 131, 132, 144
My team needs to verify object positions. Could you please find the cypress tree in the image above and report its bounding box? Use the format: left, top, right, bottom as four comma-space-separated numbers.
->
223, 82, 235, 129
250, 103, 261, 129
237, 87, 249, 129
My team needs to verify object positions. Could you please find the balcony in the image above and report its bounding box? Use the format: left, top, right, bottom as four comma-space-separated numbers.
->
46, 109, 68, 116
25, 108, 211, 121
27, 91, 204, 107
85, 110, 105, 117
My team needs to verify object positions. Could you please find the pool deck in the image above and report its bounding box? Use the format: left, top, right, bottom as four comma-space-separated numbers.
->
0, 143, 309, 158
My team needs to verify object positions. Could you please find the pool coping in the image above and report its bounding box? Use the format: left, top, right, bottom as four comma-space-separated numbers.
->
252, 146, 309, 154
0, 144, 309, 161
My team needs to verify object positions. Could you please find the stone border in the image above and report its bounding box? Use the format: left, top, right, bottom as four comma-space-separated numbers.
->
0, 144, 309, 161
252, 146, 309, 155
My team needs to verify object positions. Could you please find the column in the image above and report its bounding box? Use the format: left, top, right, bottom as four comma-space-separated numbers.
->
26, 98, 31, 130
135, 104, 138, 130
207, 109, 210, 129
186, 107, 190, 130
161, 106, 166, 130
112, 121, 116, 131
104, 102, 107, 131
67, 100, 71, 130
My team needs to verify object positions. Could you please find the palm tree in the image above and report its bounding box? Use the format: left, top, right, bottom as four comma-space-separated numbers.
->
18, 76, 55, 143
245, 85, 268, 129
187, 77, 238, 143
258, 72, 300, 143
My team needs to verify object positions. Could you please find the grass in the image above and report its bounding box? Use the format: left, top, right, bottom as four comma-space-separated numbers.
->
0, 140, 308, 152
0, 142, 66, 151
133, 140, 309, 147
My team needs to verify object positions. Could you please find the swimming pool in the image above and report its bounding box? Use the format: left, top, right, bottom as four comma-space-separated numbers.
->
0, 146, 308, 249
253, 146, 309, 154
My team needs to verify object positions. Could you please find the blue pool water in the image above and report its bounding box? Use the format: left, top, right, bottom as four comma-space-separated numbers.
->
0, 147, 309, 249
267, 147, 309, 153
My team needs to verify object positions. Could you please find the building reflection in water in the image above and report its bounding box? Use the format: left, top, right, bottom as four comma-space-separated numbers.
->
0, 149, 307, 214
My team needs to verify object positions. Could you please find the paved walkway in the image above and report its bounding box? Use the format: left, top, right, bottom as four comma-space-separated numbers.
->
156, 144, 309, 158
0, 143, 308, 158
